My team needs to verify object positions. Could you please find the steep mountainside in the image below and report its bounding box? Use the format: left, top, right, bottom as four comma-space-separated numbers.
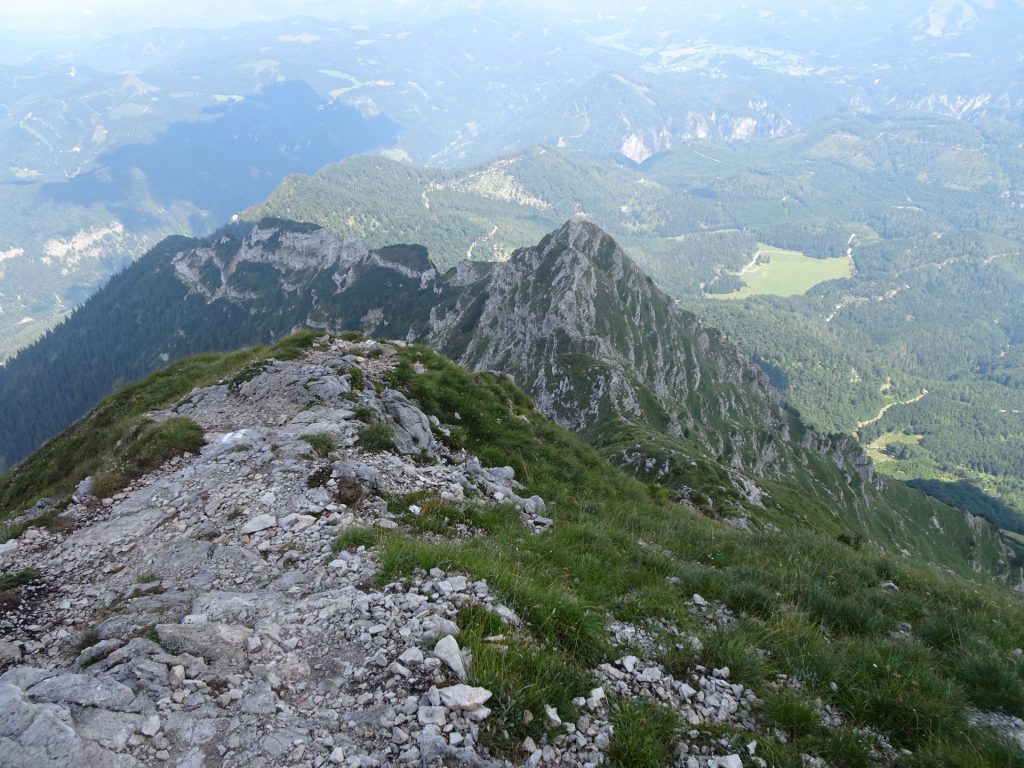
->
0, 219, 1016, 585
2, 334, 1024, 767
430, 222, 812, 473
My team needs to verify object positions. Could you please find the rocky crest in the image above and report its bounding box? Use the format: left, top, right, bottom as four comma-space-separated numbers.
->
0, 337, 770, 768
429, 221, 797, 473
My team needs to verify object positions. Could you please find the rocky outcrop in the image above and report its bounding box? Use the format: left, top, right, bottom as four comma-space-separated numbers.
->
5, 218, 1007, 585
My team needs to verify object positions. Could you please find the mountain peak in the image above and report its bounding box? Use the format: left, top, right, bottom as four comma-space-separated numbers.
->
533, 219, 628, 277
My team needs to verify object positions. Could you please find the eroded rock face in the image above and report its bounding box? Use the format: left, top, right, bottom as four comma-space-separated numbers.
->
425, 220, 870, 495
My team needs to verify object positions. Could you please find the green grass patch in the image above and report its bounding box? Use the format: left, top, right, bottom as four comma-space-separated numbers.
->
92, 417, 205, 498
606, 699, 680, 768
332, 526, 379, 552
456, 604, 591, 753
300, 432, 337, 458
348, 366, 366, 391
0, 567, 37, 592
0, 566, 39, 607
951, 645, 1024, 715
357, 421, 394, 452
761, 689, 820, 739
387, 491, 518, 536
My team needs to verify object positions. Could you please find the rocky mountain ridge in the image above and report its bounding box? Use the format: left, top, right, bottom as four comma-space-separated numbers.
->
0, 336, 769, 768
167, 219, 853, 488
1, 219, 1017, 583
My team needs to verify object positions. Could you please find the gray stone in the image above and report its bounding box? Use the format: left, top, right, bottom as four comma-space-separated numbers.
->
438, 685, 492, 711
75, 476, 96, 499
72, 639, 122, 672
155, 623, 253, 664
418, 706, 446, 726
418, 731, 499, 768
638, 666, 663, 683
433, 635, 467, 680
240, 514, 276, 535
420, 616, 459, 642
141, 715, 161, 737
73, 708, 142, 750
0, 683, 35, 738
17, 706, 84, 764
95, 614, 147, 642
544, 704, 561, 727
28, 673, 136, 710
398, 647, 424, 665
381, 389, 435, 455
238, 688, 278, 715
0, 641, 22, 664
307, 375, 350, 402
0, 666, 55, 690
494, 604, 521, 627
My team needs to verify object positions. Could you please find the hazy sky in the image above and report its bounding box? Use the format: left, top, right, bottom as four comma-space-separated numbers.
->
0, 0, 508, 33
0, 0, 680, 34
0, 0, 446, 33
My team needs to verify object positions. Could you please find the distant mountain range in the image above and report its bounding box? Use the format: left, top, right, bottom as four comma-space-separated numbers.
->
3, 1, 1024, 361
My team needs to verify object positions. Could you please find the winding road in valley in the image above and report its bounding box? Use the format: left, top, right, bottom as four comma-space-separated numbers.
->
857, 390, 929, 430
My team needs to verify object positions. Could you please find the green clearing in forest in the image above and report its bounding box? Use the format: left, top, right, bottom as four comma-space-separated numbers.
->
707, 244, 853, 299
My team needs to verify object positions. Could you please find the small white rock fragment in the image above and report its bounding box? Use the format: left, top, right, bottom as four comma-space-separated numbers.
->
438, 684, 492, 711
140, 715, 161, 737
544, 704, 561, 727
240, 514, 276, 535
433, 635, 467, 680
399, 647, 424, 665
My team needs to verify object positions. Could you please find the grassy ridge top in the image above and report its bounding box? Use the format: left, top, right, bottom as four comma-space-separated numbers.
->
3, 332, 1024, 764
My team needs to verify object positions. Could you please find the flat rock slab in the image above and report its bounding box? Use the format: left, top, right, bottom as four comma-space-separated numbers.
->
239, 514, 276, 535
28, 673, 136, 711
438, 684, 492, 711
155, 623, 252, 665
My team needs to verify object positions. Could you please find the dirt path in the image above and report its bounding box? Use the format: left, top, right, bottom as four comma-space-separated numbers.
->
857, 390, 928, 430
467, 224, 499, 259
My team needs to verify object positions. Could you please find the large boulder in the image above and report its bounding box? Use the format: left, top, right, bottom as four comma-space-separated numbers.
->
381, 389, 435, 455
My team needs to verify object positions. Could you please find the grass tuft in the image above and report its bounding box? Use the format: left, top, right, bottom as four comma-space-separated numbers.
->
332, 526, 379, 552
606, 699, 680, 768
761, 689, 820, 739
300, 432, 337, 458
92, 417, 205, 497
358, 421, 394, 452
